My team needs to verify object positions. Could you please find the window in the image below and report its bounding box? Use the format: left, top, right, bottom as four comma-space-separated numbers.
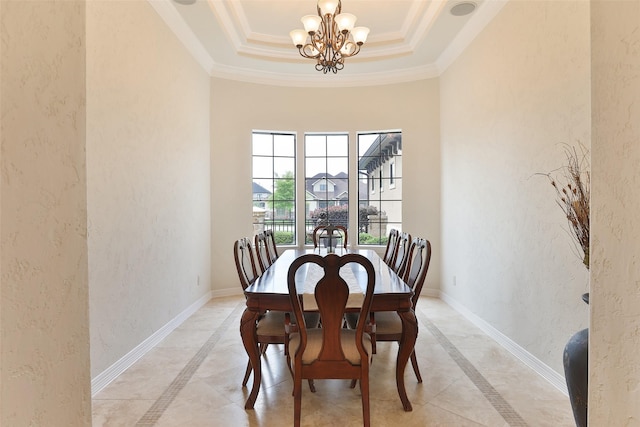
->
358, 131, 402, 245
305, 133, 348, 244
252, 131, 296, 244
251, 130, 401, 248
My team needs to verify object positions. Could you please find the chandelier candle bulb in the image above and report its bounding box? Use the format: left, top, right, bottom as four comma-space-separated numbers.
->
302, 15, 322, 33
352, 27, 370, 44
290, 29, 308, 47
318, 0, 339, 16
335, 13, 356, 32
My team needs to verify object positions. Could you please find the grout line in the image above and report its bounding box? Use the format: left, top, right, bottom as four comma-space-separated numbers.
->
129, 297, 528, 426
416, 306, 529, 427
135, 301, 246, 426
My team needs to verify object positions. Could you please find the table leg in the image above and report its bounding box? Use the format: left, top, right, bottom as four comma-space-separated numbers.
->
240, 308, 261, 409
397, 309, 418, 411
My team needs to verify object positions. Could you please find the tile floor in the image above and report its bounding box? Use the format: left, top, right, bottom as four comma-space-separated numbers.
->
92, 296, 575, 426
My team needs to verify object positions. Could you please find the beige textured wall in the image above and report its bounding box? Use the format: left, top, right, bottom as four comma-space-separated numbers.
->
1, 0, 91, 424
590, 1, 640, 423
87, 1, 211, 377
440, 0, 591, 374
210, 79, 440, 295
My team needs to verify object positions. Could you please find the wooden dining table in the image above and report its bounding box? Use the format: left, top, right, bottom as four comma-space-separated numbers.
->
240, 248, 418, 411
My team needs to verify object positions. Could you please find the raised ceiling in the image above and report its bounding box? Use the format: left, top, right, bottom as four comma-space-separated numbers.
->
149, 0, 507, 87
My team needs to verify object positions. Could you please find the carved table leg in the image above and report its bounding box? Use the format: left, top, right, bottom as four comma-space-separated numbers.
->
397, 309, 418, 411
240, 308, 261, 409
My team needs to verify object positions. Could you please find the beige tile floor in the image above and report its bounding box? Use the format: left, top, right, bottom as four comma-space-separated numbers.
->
92, 296, 575, 426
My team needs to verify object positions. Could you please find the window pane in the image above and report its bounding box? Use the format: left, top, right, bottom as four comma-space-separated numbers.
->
305, 157, 326, 177
274, 134, 294, 157
253, 157, 273, 179
326, 157, 348, 176
252, 131, 296, 245
305, 135, 326, 156
327, 135, 348, 156
305, 133, 349, 243
274, 157, 295, 177
253, 133, 272, 156
357, 131, 402, 245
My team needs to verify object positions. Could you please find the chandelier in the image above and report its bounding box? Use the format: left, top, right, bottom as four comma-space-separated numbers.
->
289, 0, 370, 74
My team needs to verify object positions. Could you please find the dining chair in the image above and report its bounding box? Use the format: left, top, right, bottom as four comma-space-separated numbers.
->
312, 224, 348, 250
382, 228, 399, 266
264, 229, 279, 263
286, 253, 376, 427
254, 232, 274, 273
370, 237, 432, 382
392, 231, 412, 278
234, 237, 288, 387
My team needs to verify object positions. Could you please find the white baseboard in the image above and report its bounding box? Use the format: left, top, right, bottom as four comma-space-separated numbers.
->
423, 287, 440, 298
92, 287, 567, 398
91, 290, 213, 397
438, 290, 568, 396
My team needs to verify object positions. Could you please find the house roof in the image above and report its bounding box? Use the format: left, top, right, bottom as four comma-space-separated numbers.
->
252, 182, 272, 195
305, 173, 348, 198
358, 133, 402, 173
305, 172, 367, 202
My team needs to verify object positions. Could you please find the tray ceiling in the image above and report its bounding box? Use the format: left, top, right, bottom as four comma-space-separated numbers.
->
150, 0, 507, 86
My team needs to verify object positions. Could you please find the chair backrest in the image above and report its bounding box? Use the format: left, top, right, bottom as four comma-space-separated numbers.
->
233, 237, 259, 290
264, 229, 279, 263
401, 237, 432, 309
382, 229, 399, 265
287, 253, 375, 365
254, 232, 274, 273
392, 232, 412, 277
312, 225, 348, 249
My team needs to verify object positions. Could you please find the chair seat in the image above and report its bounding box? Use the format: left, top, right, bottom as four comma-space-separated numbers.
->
256, 311, 287, 336
344, 311, 400, 335
372, 311, 403, 335
289, 329, 372, 365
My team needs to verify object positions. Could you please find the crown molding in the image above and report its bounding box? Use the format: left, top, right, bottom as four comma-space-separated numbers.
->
408, 0, 448, 51
234, 39, 420, 63
207, 0, 244, 49
210, 62, 441, 87
147, 0, 216, 74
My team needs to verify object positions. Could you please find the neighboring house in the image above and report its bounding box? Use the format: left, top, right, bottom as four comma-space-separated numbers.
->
358, 133, 402, 225
305, 172, 348, 212
305, 172, 368, 214
252, 182, 272, 209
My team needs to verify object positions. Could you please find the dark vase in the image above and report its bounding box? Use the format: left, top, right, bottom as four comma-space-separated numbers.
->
563, 293, 589, 427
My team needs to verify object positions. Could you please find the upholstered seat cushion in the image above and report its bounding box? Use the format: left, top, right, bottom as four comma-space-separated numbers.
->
372, 311, 402, 335
256, 311, 320, 336
289, 329, 372, 365
345, 311, 403, 335
256, 311, 287, 336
